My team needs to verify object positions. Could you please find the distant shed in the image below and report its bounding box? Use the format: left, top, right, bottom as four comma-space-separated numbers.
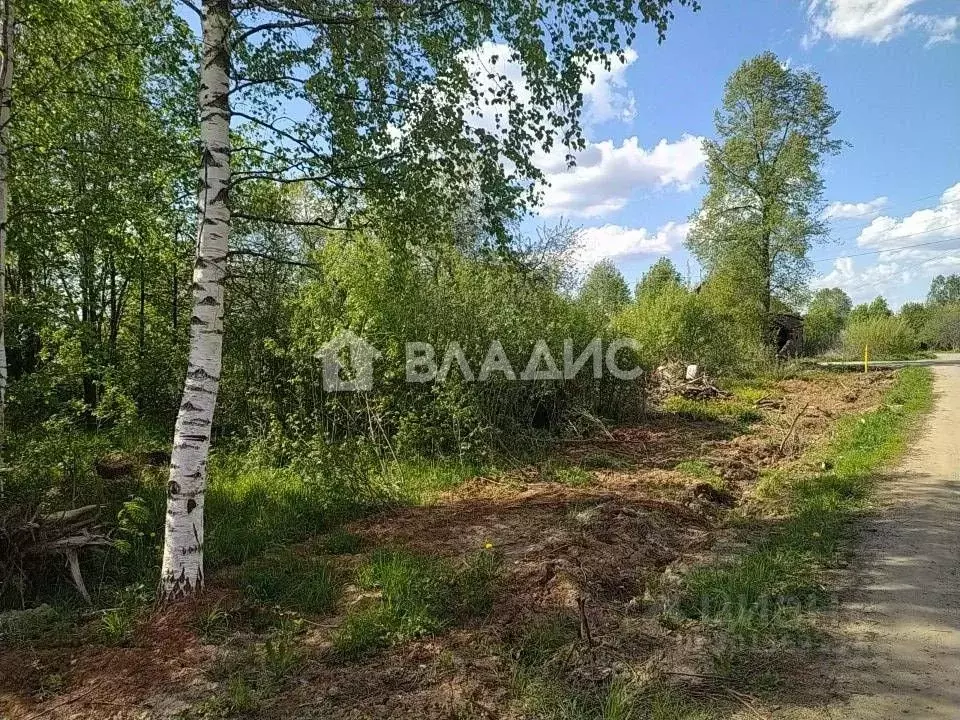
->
772, 313, 804, 357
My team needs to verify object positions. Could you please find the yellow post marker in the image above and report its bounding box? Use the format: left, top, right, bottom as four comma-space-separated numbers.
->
863, 343, 869, 373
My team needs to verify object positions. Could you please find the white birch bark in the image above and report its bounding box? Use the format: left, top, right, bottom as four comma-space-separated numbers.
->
0, 0, 13, 430
160, 0, 232, 600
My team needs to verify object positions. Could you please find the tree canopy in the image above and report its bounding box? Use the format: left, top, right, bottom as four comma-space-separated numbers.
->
687, 51, 842, 336
928, 274, 960, 306
635, 257, 682, 298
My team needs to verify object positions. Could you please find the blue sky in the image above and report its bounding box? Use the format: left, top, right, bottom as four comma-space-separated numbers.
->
523, 0, 960, 309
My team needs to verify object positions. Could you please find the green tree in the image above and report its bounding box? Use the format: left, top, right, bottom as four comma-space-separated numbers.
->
898, 301, 929, 338
686, 51, 842, 338
579, 260, 630, 325
6, 0, 193, 423
804, 287, 851, 355
924, 304, 960, 350
161, 0, 700, 599
635, 257, 682, 298
849, 296, 892, 324
928, 274, 960, 306
614, 281, 738, 371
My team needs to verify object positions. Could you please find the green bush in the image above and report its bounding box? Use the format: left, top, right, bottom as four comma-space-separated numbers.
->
841, 316, 918, 360
923, 303, 960, 350
613, 282, 740, 373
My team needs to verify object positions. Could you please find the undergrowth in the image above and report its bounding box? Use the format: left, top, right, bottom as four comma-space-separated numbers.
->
661, 395, 763, 425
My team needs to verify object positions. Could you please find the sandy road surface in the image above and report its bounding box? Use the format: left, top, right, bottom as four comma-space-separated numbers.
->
823, 358, 960, 718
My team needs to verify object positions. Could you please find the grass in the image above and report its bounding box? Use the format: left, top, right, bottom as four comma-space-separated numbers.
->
332, 548, 499, 660
382, 457, 484, 504
513, 670, 718, 720
511, 613, 579, 670
0, 604, 78, 649
661, 396, 763, 425
320, 528, 365, 555
676, 367, 934, 666
200, 620, 306, 716
674, 460, 725, 489
507, 615, 719, 719
239, 551, 343, 614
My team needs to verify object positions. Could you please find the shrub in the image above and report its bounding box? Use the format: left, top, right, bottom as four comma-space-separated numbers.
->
840, 316, 918, 359
613, 282, 740, 374
923, 303, 960, 350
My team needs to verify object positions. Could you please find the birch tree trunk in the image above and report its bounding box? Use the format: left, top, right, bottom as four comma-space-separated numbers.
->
0, 0, 13, 433
160, 0, 231, 600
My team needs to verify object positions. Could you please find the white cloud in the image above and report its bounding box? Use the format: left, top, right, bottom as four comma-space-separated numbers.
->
804, 0, 958, 45
576, 221, 690, 268
856, 182, 960, 250
464, 42, 640, 134
813, 250, 960, 304
813, 256, 905, 296
459, 43, 705, 220
537, 134, 706, 218
581, 49, 639, 125
812, 183, 960, 302
823, 196, 888, 220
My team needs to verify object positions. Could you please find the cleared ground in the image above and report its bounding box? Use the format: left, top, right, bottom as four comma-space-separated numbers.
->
0, 371, 909, 719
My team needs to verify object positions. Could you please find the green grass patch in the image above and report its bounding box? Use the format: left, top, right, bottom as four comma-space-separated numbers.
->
661, 396, 762, 425
332, 549, 499, 660
674, 460, 725, 489
506, 614, 721, 719
537, 459, 594, 487
383, 458, 484, 504
676, 367, 933, 663
0, 605, 80, 649
319, 528, 365, 555
512, 671, 719, 720
550, 466, 594, 487
579, 451, 634, 470
511, 613, 580, 670
239, 551, 343, 614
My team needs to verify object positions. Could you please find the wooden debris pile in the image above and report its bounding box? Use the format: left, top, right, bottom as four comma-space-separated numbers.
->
652, 362, 730, 400
0, 503, 112, 604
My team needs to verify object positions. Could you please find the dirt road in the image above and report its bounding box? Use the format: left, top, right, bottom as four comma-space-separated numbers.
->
825, 359, 960, 718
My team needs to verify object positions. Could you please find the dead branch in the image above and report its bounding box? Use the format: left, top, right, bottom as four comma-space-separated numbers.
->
776, 402, 811, 459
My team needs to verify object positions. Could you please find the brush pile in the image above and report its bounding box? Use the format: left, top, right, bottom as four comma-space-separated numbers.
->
652, 362, 730, 400
0, 503, 111, 604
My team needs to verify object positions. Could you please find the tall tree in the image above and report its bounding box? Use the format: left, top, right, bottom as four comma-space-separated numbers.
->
579, 259, 630, 324
161, 0, 230, 598
160, 0, 699, 599
687, 51, 842, 338
898, 301, 929, 337
928, 274, 960, 306
803, 287, 850, 355
0, 0, 11, 436
849, 296, 892, 324
635, 256, 682, 298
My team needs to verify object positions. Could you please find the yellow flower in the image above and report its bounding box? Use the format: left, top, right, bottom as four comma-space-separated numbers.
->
483, 541, 494, 550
